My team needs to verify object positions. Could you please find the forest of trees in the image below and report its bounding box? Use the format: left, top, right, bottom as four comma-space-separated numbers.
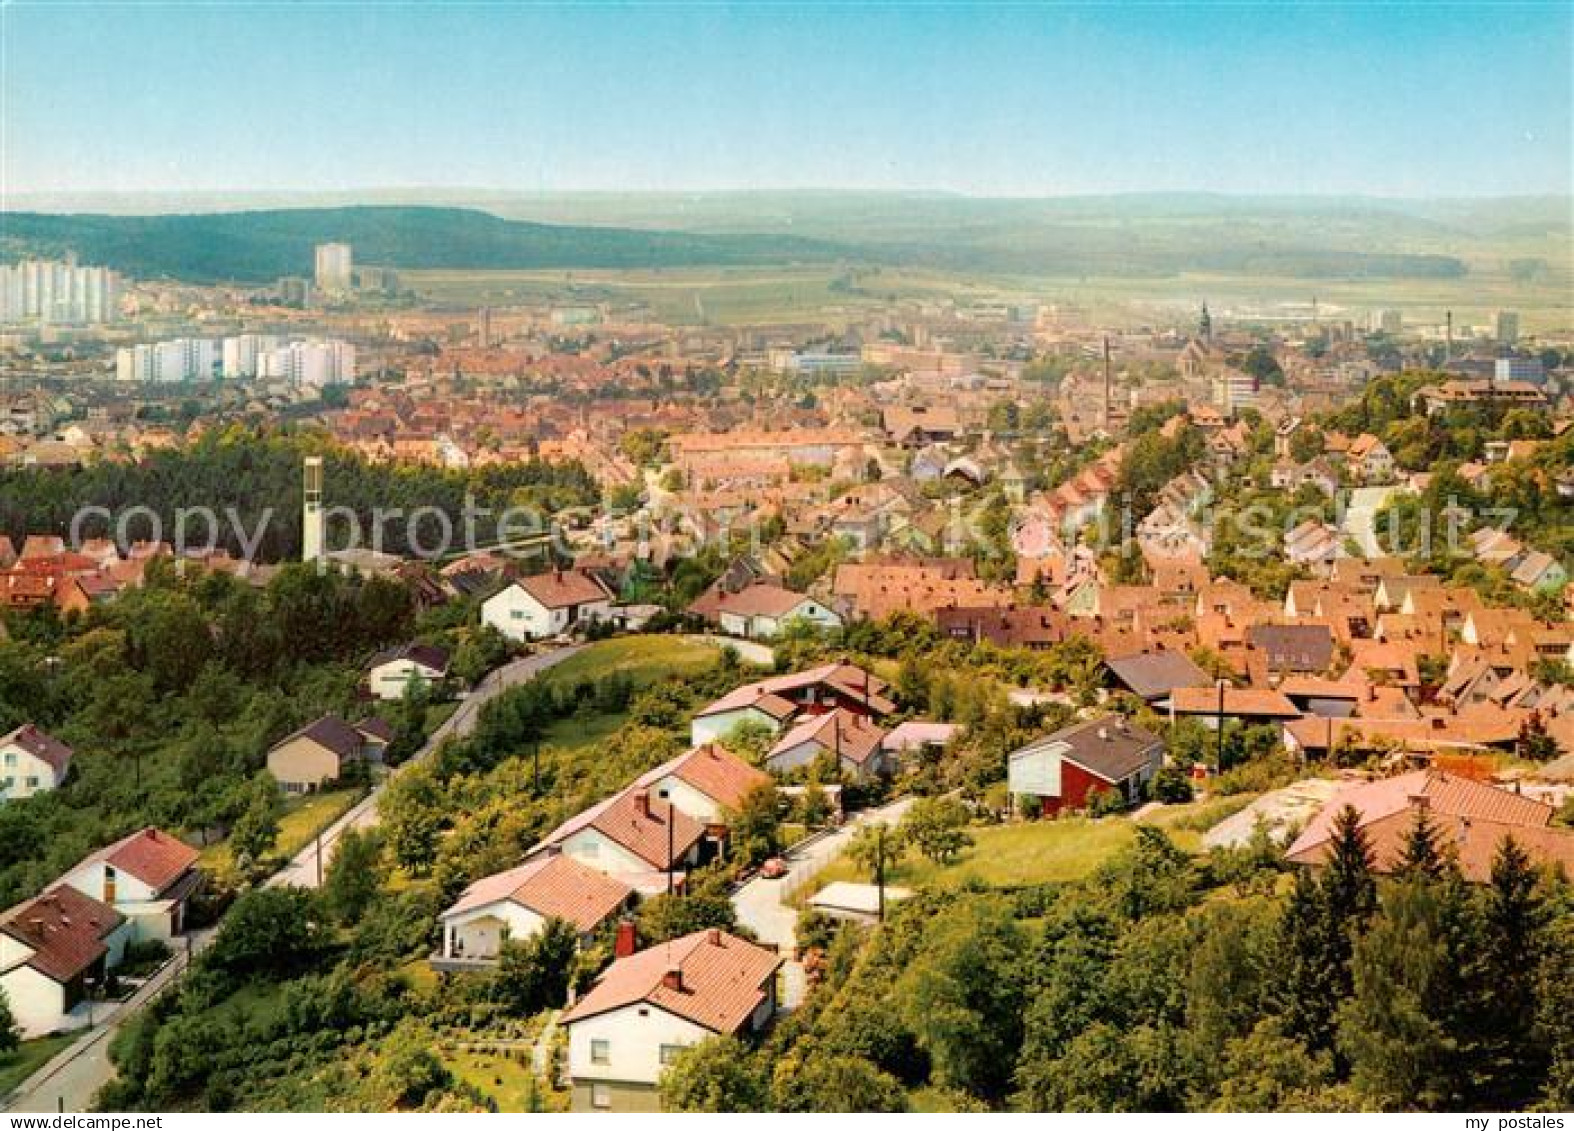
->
0, 558, 439, 907
663, 814, 1574, 1113
0, 429, 598, 560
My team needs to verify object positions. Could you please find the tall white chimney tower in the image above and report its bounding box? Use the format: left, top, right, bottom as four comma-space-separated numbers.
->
303, 456, 325, 563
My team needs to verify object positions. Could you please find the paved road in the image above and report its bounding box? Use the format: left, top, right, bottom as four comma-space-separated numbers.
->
4, 647, 581, 1113
4, 931, 213, 1113
731, 796, 914, 1008
271, 646, 582, 889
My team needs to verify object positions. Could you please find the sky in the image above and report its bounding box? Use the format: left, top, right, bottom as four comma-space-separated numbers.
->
2, 1, 1570, 200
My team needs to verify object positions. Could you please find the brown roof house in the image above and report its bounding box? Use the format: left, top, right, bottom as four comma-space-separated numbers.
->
562, 928, 782, 1111
1285, 769, 1574, 882
0, 723, 74, 802
266, 715, 383, 794
765, 708, 892, 781
481, 568, 613, 642
0, 886, 129, 1035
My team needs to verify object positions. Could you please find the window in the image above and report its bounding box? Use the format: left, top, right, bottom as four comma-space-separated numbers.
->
24, 777, 37, 788
590, 1039, 610, 1065
659, 1044, 685, 1066
591, 1083, 611, 1110
3, 754, 14, 767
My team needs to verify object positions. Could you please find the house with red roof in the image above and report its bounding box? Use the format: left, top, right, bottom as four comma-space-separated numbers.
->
531, 788, 706, 894
628, 744, 771, 826
0, 724, 74, 801
0, 886, 128, 1036
689, 662, 894, 746
481, 568, 613, 642
59, 827, 202, 941
562, 928, 782, 1111
765, 708, 892, 781
1285, 769, 1574, 882
435, 854, 634, 970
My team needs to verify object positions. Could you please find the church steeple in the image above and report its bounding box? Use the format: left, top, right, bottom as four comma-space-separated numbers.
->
1199, 301, 1213, 342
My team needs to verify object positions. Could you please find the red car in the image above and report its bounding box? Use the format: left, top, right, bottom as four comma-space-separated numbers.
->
759, 857, 788, 879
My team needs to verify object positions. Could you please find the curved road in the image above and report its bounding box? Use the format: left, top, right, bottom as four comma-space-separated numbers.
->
4, 645, 582, 1113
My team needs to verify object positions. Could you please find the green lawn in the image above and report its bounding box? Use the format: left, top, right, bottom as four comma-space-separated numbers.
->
810, 795, 1258, 895
444, 1047, 557, 1113
0, 1034, 76, 1098
530, 636, 727, 754
199, 787, 365, 880
537, 635, 723, 690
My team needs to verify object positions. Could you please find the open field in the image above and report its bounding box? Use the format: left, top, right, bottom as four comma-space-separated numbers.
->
532, 635, 727, 753
534, 635, 723, 691
404, 259, 1571, 332
807, 793, 1258, 893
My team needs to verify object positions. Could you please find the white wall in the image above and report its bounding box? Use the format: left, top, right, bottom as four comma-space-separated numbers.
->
0, 742, 65, 801
441, 900, 545, 960
567, 1003, 712, 1090
368, 658, 443, 701
559, 828, 656, 878
690, 706, 781, 747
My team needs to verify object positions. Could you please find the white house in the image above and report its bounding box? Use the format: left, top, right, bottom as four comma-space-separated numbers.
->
0, 724, 73, 802
481, 569, 613, 643
688, 663, 895, 746
710, 583, 843, 641
58, 827, 202, 942
627, 744, 771, 825
0, 886, 129, 1036
531, 788, 705, 892
365, 643, 450, 701
435, 854, 633, 969
562, 928, 782, 1112
764, 709, 893, 781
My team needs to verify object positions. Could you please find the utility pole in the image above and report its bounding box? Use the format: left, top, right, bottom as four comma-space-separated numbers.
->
659, 787, 675, 896
876, 824, 887, 922
1215, 678, 1227, 776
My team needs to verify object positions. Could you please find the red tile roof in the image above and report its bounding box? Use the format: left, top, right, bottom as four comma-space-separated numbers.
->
442, 854, 632, 931
561, 928, 781, 1033
515, 569, 611, 609
1285, 769, 1552, 867
79, 827, 199, 895
0, 723, 74, 775
537, 789, 707, 871
633, 744, 771, 813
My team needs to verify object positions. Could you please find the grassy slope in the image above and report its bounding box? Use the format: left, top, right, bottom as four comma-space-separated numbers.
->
0, 1034, 76, 1098
812, 794, 1257, 893
533, 635, 726, 753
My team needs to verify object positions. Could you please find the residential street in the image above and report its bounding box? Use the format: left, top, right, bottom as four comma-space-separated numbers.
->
4, 646, 580, 1113
270, 645, 582, 889
731, 795, 914, 1008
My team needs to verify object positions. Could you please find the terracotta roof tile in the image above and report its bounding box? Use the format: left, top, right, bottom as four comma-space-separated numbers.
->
561, 928, 781, 1033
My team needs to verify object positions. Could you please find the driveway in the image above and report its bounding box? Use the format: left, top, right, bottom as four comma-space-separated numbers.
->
271, 645, 582, 889
4, 647, 580, 1113
732, 795, 913, 1008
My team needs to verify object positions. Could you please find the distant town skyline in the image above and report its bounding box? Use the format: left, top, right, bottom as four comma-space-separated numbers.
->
3, 2, 1570, 200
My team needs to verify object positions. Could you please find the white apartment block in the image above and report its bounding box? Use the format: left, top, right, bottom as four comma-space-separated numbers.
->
0, 259, 122, 325
315, 243, 353, 293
